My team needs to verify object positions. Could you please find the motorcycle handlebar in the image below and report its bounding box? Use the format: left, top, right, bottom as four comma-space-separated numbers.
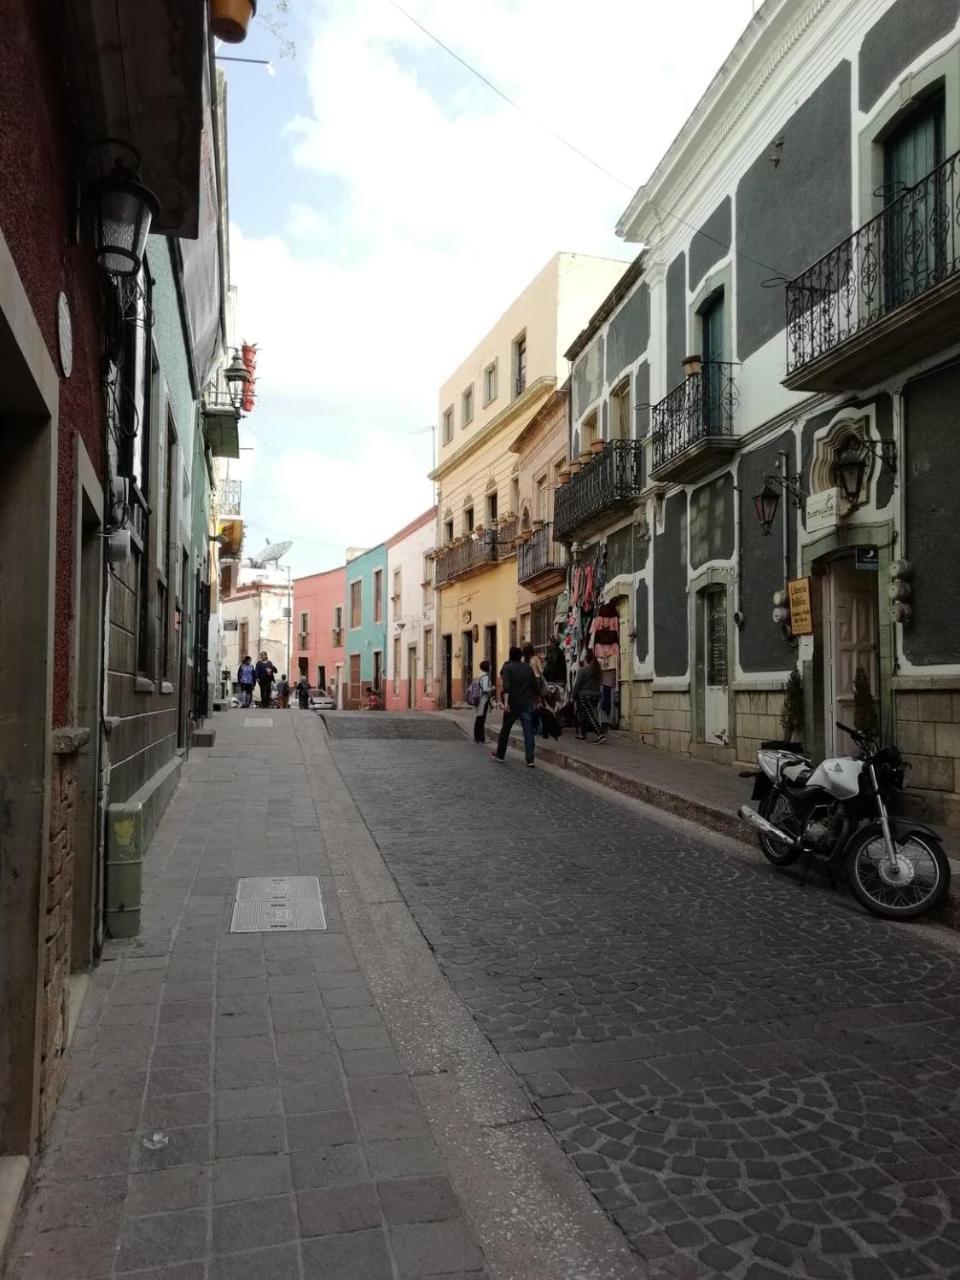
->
835, 721, 861, 738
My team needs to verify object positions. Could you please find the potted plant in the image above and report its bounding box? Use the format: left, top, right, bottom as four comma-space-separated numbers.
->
211, 0, 257, 43
779, 667, 804, 748
568, 461, 581, 476
579, 449, 592, 465
681, 353, 703, 379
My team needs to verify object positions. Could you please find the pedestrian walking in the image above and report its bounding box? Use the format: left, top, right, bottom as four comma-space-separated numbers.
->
237, 655, 255, 708
521, 642, 544, 737
573, 648, 606, 744
491, 645, 540, 767
296, 675, 310, 709
472, 659, 494, 743
254, 651, 277, 708
277, 673, 291, 709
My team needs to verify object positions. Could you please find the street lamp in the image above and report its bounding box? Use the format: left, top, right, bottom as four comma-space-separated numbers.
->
223, 349, 251, 412
834, 437, 867, 505
753, 484, 781, 537
86, 148, 159, 278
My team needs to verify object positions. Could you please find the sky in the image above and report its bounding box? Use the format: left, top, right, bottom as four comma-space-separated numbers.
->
223, 0, 758, 577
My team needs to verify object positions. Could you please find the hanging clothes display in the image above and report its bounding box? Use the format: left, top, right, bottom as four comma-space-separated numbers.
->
590, 603, 620, 660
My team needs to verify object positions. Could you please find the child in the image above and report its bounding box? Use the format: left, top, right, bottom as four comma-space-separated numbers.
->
473, 659, 493, 743
277, 674, 291, 709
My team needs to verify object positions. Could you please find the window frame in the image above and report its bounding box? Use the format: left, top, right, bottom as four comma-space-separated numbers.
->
373, 568, 383, 623
441, 405, 454, 445
483, 360, 498, 406
349, 580, 362, 630
461, 384, 474, 427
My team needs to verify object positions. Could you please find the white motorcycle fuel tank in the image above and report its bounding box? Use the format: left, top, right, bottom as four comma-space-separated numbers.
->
806, 756, 864, 800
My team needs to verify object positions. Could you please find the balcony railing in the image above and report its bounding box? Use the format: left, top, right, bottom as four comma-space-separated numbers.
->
495, 513, 519, 559
434, 533, 498, 585
785, 149, 960, 388
518, 523, 567, 587
650, 363, 739, 482
554, 440, 644, 541
217, 478, 241, 516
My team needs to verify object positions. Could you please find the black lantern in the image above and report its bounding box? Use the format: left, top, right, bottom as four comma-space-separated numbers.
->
87, 158, 159, 278
834, 437, 867, 505
223, 350, 251, 412
754, 484, 780, 537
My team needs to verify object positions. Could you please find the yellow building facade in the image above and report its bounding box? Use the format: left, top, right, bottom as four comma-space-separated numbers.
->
431, 253, 627, 703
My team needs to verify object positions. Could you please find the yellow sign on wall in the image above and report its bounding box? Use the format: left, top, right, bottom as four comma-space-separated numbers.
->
787, 577, 814, 636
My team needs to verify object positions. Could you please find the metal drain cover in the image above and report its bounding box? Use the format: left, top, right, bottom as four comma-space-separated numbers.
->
230, 876, 326, 933
244, 717, 274, 727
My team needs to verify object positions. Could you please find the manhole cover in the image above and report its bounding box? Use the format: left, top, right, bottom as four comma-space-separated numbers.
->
244, 717, 274, 727
230, 875, 326, 933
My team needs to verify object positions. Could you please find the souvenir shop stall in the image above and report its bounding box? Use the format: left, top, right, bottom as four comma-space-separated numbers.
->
558, 543, 622, 730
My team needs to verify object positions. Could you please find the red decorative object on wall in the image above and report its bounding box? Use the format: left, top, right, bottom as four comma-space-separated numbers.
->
241, 341, 257, 413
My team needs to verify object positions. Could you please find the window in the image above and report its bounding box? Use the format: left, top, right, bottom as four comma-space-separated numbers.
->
350, 581, 361, 629
373, 569, 383, 623
884, 95, 945, 306
349, 652, 361, 693
486, 491, 498, 525
531, 596, 559, 649
510, 476, 519, 517
461, 384, 474, 426
422, 553, 433, 607
392, 568, 402, 604
299, 610, 309, 647
535, 475, 548, 522
610, 380, 631, 441
444, 519, 454, 544
393, 636, 401, 693
699, 291, 725, 429
333, 604, 344, 646
483, 361, 498, 405
583, 409, 599, 448
520, 611, 531, 644
464, 506, 474, 534
423, 628, 434, 691
442, 406, 454, 444
513, 332, 527, 397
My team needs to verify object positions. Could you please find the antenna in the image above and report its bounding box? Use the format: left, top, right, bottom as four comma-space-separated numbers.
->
250, 539, 293, 567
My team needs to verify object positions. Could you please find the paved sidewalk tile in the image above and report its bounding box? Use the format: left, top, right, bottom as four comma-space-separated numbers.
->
5, 709, 485, 1280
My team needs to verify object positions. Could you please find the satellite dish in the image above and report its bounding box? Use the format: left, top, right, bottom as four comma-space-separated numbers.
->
251, 539, 293, 565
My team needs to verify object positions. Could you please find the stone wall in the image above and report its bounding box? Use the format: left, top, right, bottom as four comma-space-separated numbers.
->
735, 689, 786, 766
653, 690, 691, 756
896, 688, 960, 827
39, 746, 78, 1137
629, 679, 655, 744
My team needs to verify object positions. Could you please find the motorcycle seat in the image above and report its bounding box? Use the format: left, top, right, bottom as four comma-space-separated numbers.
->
781, 761, 812, 784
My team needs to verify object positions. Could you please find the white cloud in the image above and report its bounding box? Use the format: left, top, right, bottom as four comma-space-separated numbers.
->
231, 0, 753, 575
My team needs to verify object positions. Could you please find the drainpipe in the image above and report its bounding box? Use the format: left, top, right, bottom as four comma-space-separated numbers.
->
777, 451, 791, 586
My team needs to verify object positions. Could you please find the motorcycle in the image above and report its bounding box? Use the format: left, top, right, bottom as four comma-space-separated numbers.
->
739, 722, 950, 920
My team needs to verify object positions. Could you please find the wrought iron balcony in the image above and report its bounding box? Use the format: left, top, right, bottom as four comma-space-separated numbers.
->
553, 440, 644, 541
495, 513, 519, 559
434, 533, 498, 585
784, 149, 960, 391
217, 478, 241, 516
650, 363, 739, 484
518, 523, 567, 588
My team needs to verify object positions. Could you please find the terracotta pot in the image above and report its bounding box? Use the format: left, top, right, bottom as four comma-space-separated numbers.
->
568, 462, 581, 476
681, 353, 703, 378
579, 451, 592, 465
211, 0, 257, 43
558, 468, 571, 484
590, 439, 606, 455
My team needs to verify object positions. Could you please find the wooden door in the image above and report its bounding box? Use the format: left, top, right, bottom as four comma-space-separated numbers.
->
826, 561, 878, 755
703, 586, 729, 744
407, 646, 417, 709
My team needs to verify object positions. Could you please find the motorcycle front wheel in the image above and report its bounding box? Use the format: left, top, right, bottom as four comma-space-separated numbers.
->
847, 826, 950, 919
757, 791, 802, 867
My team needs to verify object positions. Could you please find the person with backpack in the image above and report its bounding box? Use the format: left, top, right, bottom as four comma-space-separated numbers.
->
237, 656, 255, 708
254, 651, 277, 708
468, 659, 494, 743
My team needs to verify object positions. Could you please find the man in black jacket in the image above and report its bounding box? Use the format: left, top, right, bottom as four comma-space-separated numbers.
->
491, 646, 539, 767
254, 651, 277, 708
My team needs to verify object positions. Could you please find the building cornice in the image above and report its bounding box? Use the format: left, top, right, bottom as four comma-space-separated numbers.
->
510, 384, 569, 455
617, 0, 835, 242
430, 376, 556, 481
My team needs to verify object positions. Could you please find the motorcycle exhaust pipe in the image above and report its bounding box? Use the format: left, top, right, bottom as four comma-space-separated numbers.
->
738, 804, 799, 848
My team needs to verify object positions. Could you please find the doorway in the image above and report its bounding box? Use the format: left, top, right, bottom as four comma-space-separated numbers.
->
824, 558, 879, 756
483, 623, 497, 672
407, 645, 417, 709
442, 634, 453, 708
461, 629, 474, 700
373, 650, 383, 694
700, 585, 729, 745
317, 664, 326, 693
72, 487, 103, 969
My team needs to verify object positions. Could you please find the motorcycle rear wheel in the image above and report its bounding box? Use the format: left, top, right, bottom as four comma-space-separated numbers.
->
847, 827, 950, 919
758, 791, 801, 867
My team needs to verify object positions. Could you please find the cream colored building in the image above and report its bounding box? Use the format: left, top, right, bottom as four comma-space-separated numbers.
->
431, 253, 626, 704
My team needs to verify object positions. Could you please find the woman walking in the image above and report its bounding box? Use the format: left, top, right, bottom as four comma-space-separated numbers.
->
473, 659, 494, 743
573, 649, 606, 744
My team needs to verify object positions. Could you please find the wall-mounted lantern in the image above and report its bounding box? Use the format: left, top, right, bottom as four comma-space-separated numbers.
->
752, 452, 805, 537
223, 349, 251, 412
754, 484, 781, 537
832, 433, 897, 508
85, 144, 159, 278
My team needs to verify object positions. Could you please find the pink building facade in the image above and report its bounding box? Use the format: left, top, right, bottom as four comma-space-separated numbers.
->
293, 565, 346, 705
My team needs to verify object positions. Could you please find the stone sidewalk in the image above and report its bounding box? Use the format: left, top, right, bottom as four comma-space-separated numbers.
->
3, 708, 641, 1280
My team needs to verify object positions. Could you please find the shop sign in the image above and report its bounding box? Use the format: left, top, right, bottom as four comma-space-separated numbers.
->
805, 487, 840, 533
787, 577, 814, 636
855, 545, 879, 571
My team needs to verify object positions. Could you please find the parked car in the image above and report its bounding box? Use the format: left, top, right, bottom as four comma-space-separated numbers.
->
310, 692, 336, 711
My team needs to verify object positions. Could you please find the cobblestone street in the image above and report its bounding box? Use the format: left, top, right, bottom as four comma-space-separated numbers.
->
330, 715, 960, 1280
7, 709, 960, 1280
